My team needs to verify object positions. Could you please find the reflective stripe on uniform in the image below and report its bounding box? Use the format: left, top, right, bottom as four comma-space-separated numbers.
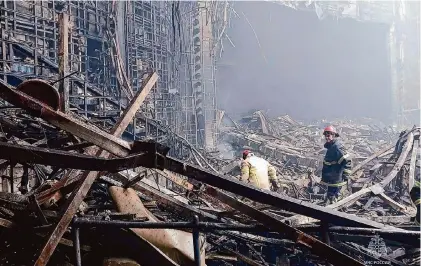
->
343, 169, 352, 174
338, 154, 349, 164
323, 160, 337, 165
415, 181, 420, 188
320, 181, 347, 187
414, 199, 421, 206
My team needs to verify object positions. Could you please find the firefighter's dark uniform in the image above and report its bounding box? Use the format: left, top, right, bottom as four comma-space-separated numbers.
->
410, 180, 420, 225
321, 139, 352, 203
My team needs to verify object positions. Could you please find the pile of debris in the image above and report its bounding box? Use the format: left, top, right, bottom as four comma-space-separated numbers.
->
0, 78, 419, 266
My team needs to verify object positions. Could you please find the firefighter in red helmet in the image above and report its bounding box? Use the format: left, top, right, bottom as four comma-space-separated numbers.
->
240, 150, 280, 191
321, 126, 352, 205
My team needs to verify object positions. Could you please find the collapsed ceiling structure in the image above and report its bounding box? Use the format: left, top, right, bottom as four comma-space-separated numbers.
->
0, 1, 419, 266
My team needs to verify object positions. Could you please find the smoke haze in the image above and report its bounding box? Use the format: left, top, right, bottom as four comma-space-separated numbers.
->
216, 1, 392, 123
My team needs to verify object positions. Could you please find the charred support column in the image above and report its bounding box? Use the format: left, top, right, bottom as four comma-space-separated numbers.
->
192, 215, 201, 266
58, 12, 69, 113
72, 224, 81, 266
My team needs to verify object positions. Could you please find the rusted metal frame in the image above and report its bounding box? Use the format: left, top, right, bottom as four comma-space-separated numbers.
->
33, 73, 158, 266
0, 217, 13, 228
124, 170, 147, 188
58, 12, 69, 112
0, 80, 131, 157
16, 74, 157, 199
204, 186, 366, 266
0, 141, 152, 172
160, 171, 411, 247
158, 169, 195, 191
104, 173, 223, 222
29, 195, 48, 225
161, 156, 401, 229
160, 163, 403, 230
112, 73, 158, 137
408, 139, 419, 191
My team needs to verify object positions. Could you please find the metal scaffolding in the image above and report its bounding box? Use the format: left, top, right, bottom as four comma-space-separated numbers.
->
0, 0, 229, 153
0, 1, 124, 118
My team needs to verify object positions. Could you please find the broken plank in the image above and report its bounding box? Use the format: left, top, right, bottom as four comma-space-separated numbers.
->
204, 186, 366, 266
33, 73, 158, 266
0, 79, 131, 157
162, 156, 403, 230
351, 144, 395, 175
0, 141, 152, 172
104, 172, 222, 221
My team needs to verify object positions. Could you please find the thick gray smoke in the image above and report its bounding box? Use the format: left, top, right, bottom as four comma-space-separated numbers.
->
216, 1, 392, 123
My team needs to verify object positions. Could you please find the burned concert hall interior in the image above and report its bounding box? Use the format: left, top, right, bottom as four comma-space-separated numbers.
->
0, 1, 420, 266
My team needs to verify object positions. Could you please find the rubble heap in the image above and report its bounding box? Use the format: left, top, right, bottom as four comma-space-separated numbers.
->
0, 79, 419, 266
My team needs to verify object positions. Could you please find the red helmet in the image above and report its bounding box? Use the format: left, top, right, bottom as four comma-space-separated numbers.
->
323, 126, 339, 137
242, 150, 251, 159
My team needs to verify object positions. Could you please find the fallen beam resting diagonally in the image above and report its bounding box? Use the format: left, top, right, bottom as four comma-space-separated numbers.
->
0, 77, 408, 266
0, 78, 401, 229
0, 74, 158, 266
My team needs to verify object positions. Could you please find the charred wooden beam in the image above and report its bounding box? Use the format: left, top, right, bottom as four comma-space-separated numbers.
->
0, 141, 156, 172
0, 80, 131, 157
102, 174, 223, 222
161, 156, 403, 230
6, 73, 392, 227
204, 186, 366, 266
32, 73, 158, 266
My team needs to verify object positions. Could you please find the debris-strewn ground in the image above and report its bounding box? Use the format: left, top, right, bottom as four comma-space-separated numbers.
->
0, 79, 419, 266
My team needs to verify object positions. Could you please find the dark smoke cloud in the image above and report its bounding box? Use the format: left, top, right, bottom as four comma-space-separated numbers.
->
216, 1, 392, 123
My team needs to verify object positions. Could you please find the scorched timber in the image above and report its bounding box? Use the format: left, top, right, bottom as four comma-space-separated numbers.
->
0, 141, 154, 172
161, 156, 404, 230
31, 73, 158, 266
